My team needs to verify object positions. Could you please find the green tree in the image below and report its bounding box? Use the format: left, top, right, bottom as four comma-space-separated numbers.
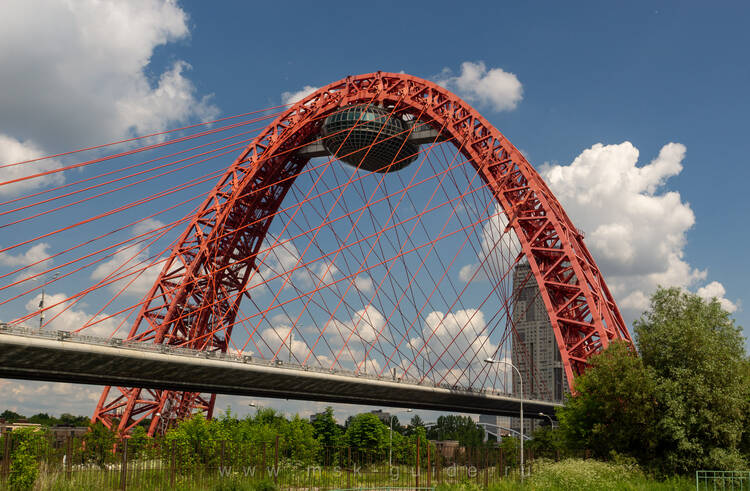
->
311, 406, 342, 448
58, 413, 90, 426
499, 436, 520, 469
527, 425, 566, 459
344, 413, 388, 451
557, 287, 748, 474
165, 413, 226, 465
426, 415, 485, 447
0, 410, 24, 422
83, 421, 117, 467
741, 359, 750, 459
635, 287, 748, 472
127, 426, 149, 459
8, 428, 47, 491
556, 341, 659, 462
405, 414, 425, 436
27, 413, 56, 426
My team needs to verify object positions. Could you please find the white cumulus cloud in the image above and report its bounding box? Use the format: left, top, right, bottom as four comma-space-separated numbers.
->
281, 85, 319, 105
435, 61, 523, 112
697, 281, 738, 313
0, 242, 54, 282
458, 204, 520, 283
0, 135, 63, 195
0, 0, 219, 175
540, 141, 736, 321
25, 291, 121, 337
90, 219, 166, 297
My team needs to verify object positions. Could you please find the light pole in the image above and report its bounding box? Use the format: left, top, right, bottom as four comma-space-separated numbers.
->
389, 408, 412, 469
485, 358, 524, 481
38, 272, 60, 328
288, 332, 293, 363
539, 412, 554, 428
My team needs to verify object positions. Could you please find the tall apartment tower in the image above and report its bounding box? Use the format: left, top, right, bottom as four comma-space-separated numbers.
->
510, 262, 569, 436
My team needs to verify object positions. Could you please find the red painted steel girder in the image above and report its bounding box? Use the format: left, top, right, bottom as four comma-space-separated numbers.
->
92, 72, 632, 436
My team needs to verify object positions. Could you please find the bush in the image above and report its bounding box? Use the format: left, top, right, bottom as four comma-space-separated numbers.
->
8, 429, 44, 491
528, 458, 643, 491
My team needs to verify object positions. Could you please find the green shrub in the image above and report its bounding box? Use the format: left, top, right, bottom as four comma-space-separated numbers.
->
8, 429, 43, 491
211, 478, 254, 491
252, 480, 278, 491
528, 458, 643, 491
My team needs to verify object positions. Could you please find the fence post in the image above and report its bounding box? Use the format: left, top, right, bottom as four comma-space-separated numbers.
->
415, 437, 420, 488
499, 447, 504, 477
220, 440, 226, 472
274, 436, 279, 484
437, 443, 442, 484
1, 433, 10, 480
346, 447, 351, 489
169, 441, 176, 489
120, 438, 128, 491
529, 448, 533, 476
65, 436, 73, 480
484, 447, 490, 488
262, 442, 266, 478
427, 441, 431, 487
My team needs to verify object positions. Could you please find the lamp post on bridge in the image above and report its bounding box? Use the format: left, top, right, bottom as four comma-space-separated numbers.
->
389, 408, 412, 469
38, 272, 60, 328
485, 357, 524, 482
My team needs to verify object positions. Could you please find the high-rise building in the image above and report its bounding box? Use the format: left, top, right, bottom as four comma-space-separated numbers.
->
510, 262, 569, 436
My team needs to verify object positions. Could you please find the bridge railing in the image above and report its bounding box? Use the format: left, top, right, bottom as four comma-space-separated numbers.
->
0, 323, 520, 398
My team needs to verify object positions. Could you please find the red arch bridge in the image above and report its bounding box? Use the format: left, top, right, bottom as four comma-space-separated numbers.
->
0, 72, 631, 436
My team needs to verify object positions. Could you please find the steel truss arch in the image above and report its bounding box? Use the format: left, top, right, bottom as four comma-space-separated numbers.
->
93, 72, 632, 436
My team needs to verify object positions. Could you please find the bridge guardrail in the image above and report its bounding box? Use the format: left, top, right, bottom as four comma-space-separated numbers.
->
0, 323, 529, 401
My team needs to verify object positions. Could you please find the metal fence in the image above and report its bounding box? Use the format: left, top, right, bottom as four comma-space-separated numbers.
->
0, 432, 554, 490
696, 470, 750, 490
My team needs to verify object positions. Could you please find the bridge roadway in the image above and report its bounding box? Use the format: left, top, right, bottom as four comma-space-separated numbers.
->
0, 325, 560, 419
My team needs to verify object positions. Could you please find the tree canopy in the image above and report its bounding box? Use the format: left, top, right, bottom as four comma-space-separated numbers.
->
425, 414, 485, 447
344, 413, 389, 451
557, 286, 748, 473
310, 406, 342, 448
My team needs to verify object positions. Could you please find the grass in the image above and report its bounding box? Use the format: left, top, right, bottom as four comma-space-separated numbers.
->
4, 457, 697, 490
434, 458, 694, 491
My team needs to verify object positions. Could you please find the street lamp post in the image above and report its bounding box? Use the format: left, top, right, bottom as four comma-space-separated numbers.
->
485, 358, 524, 481
539, 412, 554, 428
389, 408, 412, 469
38, 273, 60, 328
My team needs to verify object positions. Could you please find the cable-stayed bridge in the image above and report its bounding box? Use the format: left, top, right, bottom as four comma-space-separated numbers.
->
0, 72, 631, 436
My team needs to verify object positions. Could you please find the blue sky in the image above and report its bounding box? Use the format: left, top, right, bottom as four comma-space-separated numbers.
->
0, 0, 747, 421
172, 0, 748, 323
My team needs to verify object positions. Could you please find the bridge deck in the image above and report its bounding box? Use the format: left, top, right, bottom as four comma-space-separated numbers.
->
0, 326, 560, 418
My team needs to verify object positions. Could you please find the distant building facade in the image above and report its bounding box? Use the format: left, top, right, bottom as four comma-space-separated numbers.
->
369, 409, 392, 425
49, 425, 89, 446
511, 262, 569, 436
0, 420, 42, 434
478, 413, 511, 439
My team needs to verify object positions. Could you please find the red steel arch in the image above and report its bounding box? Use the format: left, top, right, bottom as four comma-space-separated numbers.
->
93, 72, 632, 436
